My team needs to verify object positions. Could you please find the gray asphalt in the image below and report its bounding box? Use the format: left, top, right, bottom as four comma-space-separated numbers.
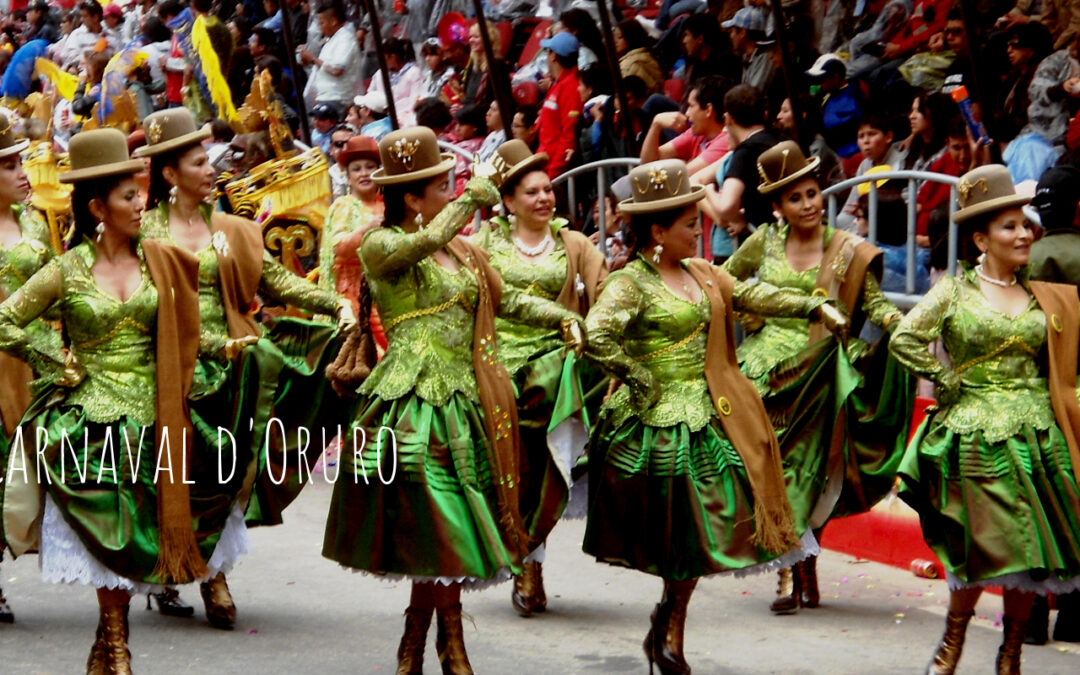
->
2, 480, 1078, 674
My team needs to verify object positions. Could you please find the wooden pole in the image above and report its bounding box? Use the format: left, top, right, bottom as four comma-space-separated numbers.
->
595, 0, 636, 155
766, 0, 803, 147
278, 0, 310, 141
360, 0, 400, 129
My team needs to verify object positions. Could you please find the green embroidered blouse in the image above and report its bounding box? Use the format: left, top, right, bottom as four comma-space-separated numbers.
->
585, 257, 824, 431
889, 267, 1066, 443
359, 185, 579, 406
141, 203, 340, 352
724, 222, 898, 391
0, 242, 158, 426
0, 204, 62, 360
471, 216, 571, 376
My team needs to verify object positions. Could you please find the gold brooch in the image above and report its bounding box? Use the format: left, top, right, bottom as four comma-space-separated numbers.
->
147, 119, 163, 145
957, 177, 989, 205
389, 137, 421, 170
633, 168, 684, 196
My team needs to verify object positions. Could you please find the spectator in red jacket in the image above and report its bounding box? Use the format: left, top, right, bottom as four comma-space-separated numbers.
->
535, 31, 582, 178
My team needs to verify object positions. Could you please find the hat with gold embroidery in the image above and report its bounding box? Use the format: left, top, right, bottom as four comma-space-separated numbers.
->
757, 140, 821, 195
371, 127, 455, 186
0, 113, 29, 159
133, 109, 212, 158
618, 159, 705, 214
490, 139, 548, 194
953, 164, 1030, 224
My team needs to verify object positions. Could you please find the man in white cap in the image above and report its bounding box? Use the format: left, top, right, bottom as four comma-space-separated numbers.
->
354, 91, 391, 141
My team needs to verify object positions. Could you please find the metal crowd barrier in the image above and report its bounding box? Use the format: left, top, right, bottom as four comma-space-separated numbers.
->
433, 148, 961, 311
824, 170, 960, 310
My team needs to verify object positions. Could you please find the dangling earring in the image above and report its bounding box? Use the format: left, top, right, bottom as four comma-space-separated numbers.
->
508, 213, 517, 226
977, 251, 986, 264
168, 184, 178, 206
652, 244, 663, 264
95, 221, 105, 244
414, 212, 424, 228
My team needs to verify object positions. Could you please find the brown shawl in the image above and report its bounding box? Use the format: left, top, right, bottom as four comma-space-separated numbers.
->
686, 260, 799, 553
807, 229, 883, 344
142, 239, 208, 583
1029, 281, 1080, 488
210, 212, 265, 339
445, 235, 529, 562
555, 229, 608, 316
0, 284, 32, 436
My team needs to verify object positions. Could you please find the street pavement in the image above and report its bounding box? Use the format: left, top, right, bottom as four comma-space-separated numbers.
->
2, 479, 1079, 674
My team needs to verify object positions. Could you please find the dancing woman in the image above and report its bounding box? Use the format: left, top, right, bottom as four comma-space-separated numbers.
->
322, 127, 585, 674
471, 139, 608, 616
136, 109, 354, 629
0, 128, 244, 672
0, 113, 60, 624
723, 141, 912, 613
583, 159, 846, 674
892, 165, 1080, 675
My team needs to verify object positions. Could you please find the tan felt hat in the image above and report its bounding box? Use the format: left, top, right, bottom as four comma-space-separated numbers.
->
757, 140, 821, 195
133, 109, 212, 158
371, 127, 455, 186
618, 159, 704, 215
59, 128, 144, 183
952, 164, 1031, 224
490, 139, 548, 193
0, 113, 29, 159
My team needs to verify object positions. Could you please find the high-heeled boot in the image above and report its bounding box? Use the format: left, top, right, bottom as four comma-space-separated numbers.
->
511, 561, 547, 617
1052, 591, 1080, 642
200, 572, 236, 630
435, 603, 473, 675
926, 611, 973, 675
98, 605, 131, 675
1024, 595, 1048, 645
769, 567, 800, 614
0, 580, 13, 623
396, 606, 433, 675
146, 586, 194, 618
86, 621, 105, 675
799, 556, 820, 608
996, 615, 1027, 675
645, 580, 697, 675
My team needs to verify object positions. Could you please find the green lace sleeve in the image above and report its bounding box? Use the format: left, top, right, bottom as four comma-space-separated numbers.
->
861, 272, 903, 329
584, 272, 655, 402
0, 258, 66, 378
498, 284, 579, 329
732, 276, 825, 318
889, 275, 960, 393
722, 226, 768, 280
259, 249, 340, 315
361, 178, 499, 279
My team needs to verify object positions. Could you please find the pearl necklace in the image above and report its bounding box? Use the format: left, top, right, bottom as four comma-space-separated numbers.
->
975, 264, 1017, 288
513, 231, 554, 257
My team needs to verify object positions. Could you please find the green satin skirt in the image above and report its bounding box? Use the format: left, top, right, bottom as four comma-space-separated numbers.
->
322, 391, 521, 582
188, 318, 350, 528
760, 337, 914, 533
899, 417, 1080, 590
513, 349, 606, 551
583, 412, 804, 581
14, 399, 235, 584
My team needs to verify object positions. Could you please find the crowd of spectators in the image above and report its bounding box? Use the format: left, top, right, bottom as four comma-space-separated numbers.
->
5, 0, 1080, 274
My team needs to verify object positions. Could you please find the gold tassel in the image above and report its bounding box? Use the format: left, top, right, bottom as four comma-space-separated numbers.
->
752, 500, 800, 554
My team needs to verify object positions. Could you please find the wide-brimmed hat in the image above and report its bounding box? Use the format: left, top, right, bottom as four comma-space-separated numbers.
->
371, 127, 455, 186
953, 164, 1030, 224
757, 140, 821, 195
490, 139, 548, 192
618, 159, 705, 214
338, 135, 380, 168
59, 128, 144, 183
0, 113, 29, 159
133, 109, 211, 158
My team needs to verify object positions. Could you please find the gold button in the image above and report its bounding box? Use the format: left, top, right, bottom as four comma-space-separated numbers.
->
716, 396, 732, 416
812, 288, 828, 298
1051, 314, 1063, 332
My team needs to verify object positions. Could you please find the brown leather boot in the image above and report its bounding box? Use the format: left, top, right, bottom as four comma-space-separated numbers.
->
99, 605, 131, 675
644, 580, 697, 675
200, 572, 237, 630
0, 583, 13, 624
799, 556, 820, 608
396, 606, 433, 675
511, 561, 547, 617
86, 622, 105, 675
926, 611, 973, 675
435, 603, 474, 675
996, 615, 1027, 675
769, 567, 800, 614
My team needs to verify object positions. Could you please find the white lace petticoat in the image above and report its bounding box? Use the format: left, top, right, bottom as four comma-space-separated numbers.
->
40, 495, 250, 593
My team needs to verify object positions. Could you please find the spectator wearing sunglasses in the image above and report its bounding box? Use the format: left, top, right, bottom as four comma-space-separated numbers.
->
328, 124, 357, 199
